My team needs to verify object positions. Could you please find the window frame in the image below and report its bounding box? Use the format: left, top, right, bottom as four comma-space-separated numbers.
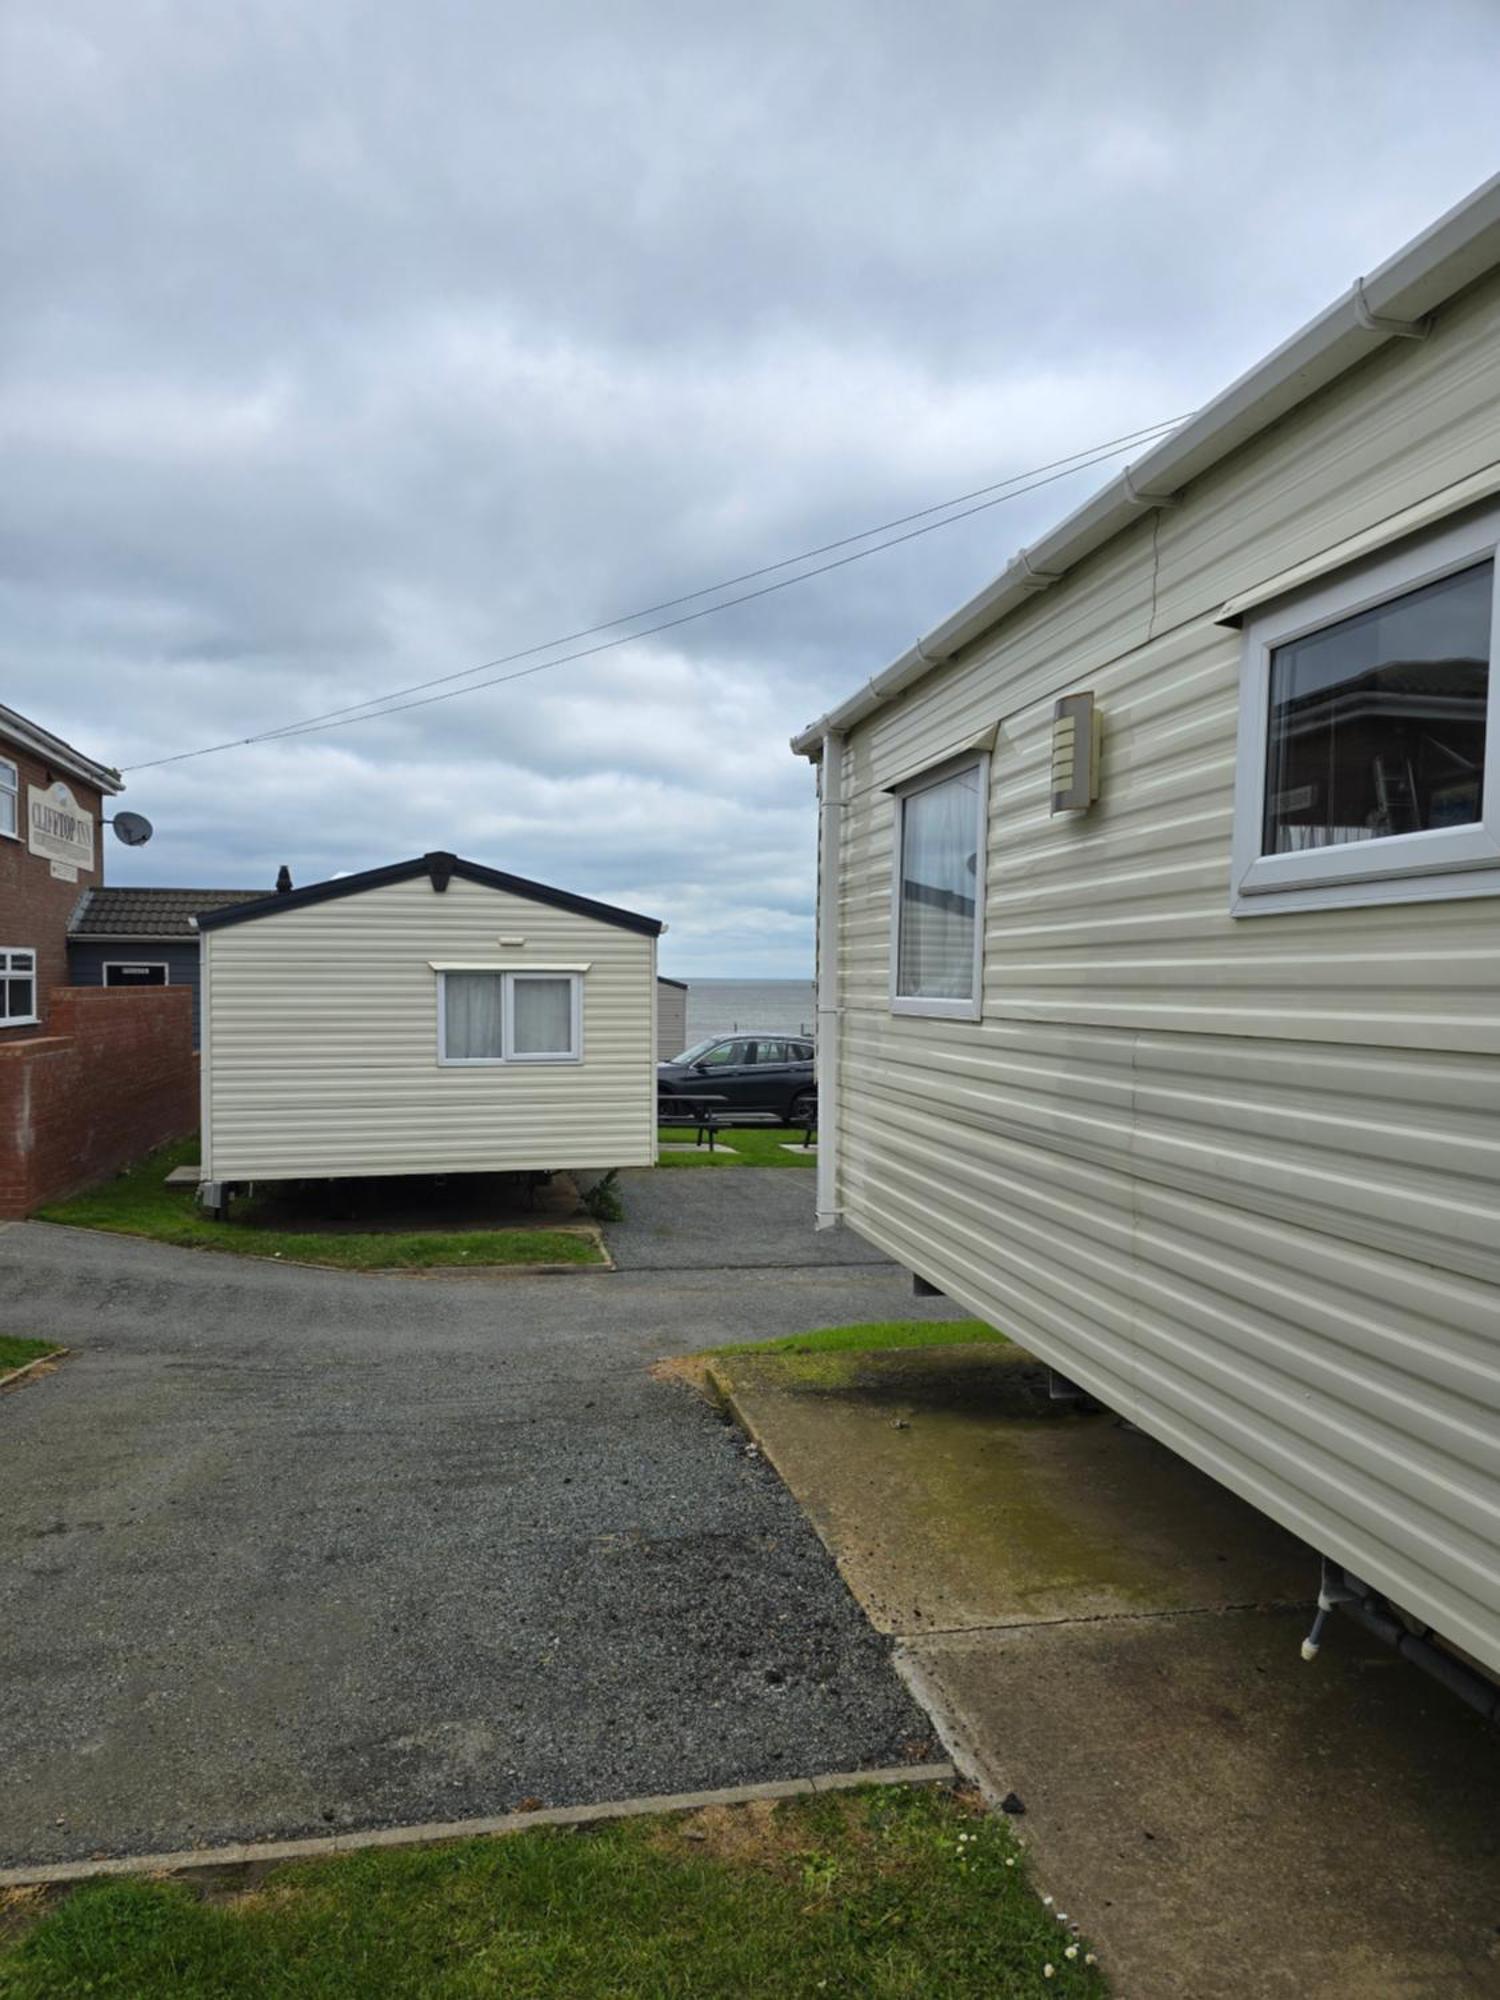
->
0, 758, 17, 840
0, 947, 37, 1027
503, 970, 584, 1065
436, 968, 583, 1067
1230, 505, 1500, 917
888, 750, 990, 1022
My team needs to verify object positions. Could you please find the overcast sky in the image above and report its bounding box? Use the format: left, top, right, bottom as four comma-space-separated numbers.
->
4, 2, 1497, 974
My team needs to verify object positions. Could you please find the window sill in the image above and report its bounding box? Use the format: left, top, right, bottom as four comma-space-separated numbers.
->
890, 996, 982, 1021
1232, 863, 1500, 917
437, 1055, 582, 1067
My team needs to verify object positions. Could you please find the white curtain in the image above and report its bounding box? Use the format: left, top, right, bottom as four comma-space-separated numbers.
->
511, 976, 573, 1056
897, 770, 979, 999
445, 973, 504, 1059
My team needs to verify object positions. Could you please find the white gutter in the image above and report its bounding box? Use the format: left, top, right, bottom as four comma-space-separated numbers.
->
791, 170, 1500, 759
0, 702, 123, 795
813, 730, 844, 1229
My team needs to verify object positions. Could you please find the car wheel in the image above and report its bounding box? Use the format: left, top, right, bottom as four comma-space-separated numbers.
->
786, 1090, 816, 1128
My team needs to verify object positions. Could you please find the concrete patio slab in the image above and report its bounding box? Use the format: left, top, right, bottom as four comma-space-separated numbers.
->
903, 1612, 1500, 2000
709, 1339, 1500, 1998
708, 1344, 1311, 1633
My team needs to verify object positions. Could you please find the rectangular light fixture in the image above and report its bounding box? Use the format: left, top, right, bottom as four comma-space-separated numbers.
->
1050, 692, 1100, 815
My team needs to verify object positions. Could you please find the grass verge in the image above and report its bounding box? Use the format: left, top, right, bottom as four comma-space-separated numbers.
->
707, 1318, 1007, 1358
657, 1124, 815, 1169
656, 1320, 1009, 1395
0, 1337, 62, 1375
0, 1786, 1104, 1998
35, 1141, 604, 1272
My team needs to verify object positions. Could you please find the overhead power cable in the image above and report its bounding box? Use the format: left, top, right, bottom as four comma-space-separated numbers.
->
125, 413, 1192, 771
232, 413, 1188, 749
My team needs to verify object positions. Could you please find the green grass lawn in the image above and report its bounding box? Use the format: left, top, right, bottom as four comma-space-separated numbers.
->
0, 1336, 62, 1375
0, 1786, 1104, 1999
705, 1317, 1008, 1358
657, 1124, 815, 1168
35, 1141, 604, 1272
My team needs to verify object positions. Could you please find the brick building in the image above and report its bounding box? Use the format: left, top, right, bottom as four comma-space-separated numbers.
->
0, 704, 197, 1215
0, 704, 119, 1035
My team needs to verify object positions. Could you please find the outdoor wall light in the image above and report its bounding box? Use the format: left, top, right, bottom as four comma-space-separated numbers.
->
1050, 691, 1100, 815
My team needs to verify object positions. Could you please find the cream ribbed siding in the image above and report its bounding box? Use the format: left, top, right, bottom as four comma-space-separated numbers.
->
827, 267, 1500, 1674
201, 874, 657, 1181
656, 980, 688, 1059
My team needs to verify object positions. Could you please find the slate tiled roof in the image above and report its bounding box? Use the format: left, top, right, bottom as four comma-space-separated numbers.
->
68, 887, 268, 940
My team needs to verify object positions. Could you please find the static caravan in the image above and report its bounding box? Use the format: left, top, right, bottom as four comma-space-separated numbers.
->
657, 975, 689, 1059
793, 176, 1500, 1687
197, 852, 661, 1201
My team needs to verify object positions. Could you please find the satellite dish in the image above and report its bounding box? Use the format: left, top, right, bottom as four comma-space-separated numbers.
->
111, 811, 154, 847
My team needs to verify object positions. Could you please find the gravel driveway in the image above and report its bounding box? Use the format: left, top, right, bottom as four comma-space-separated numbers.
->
602, 1166, 893, 1271
0, 1186, 955, 1867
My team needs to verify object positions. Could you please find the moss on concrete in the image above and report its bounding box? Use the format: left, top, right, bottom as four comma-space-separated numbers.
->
895, 1409, 1166, 1614
712, 1343, 1305, 1631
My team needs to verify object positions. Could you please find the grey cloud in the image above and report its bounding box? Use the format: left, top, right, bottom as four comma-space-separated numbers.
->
3, 0, 1498, 972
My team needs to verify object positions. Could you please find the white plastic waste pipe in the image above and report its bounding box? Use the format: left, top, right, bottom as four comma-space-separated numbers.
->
814, 729, 843, 1229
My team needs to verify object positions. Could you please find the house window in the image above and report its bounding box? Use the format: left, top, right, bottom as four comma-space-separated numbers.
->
104, 962, 168, 987
890, 754, 989, 1019
438, 971, 582, 1064
1232, 507, 1500, 914
1, 949, 36, 1025
0, 759, 16, 839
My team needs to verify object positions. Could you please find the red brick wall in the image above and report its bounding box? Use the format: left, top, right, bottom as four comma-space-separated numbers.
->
0, 732, 105, 1037
0, 986, 195, 1217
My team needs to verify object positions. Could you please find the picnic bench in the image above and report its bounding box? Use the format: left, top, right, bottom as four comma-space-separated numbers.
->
658, 1092, 732, 1150
657, 1094, 817, 1152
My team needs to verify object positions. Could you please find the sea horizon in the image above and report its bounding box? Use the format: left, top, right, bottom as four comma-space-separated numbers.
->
679, 976, 816, 1044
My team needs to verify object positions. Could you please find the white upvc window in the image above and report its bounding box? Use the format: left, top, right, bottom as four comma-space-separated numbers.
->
1231, 505, 1500, 916
0, 759, 17, 839
889, 751, 989, 1020
437, 970, 582, 1065
1, 948, 37, 1025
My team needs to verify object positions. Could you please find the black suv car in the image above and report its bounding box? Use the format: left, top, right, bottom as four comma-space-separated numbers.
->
657, 1034, 816, 1123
